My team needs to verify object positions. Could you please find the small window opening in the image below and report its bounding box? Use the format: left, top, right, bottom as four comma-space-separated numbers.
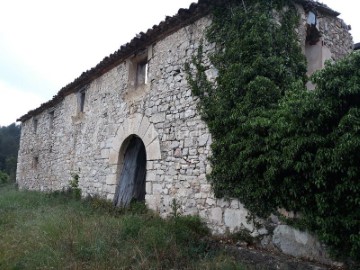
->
33, 118, 38, 134
80, 91, 85, 112
78, 90, 86, 113
33, 156, 39, 169
49, 110, 55, 128
127, 48, 150, 90
136, 61, 148, 86
306, 11, 321, 45
307, 11, 316, 26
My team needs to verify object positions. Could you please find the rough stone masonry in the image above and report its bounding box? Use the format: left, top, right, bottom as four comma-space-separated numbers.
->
16, 0, 353, 264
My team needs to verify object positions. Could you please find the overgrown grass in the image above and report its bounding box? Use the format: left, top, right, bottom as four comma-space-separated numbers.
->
0, 183, 245, 269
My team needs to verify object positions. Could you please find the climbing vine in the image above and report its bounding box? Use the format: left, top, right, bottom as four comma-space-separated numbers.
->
186, 0, 359, 262
186, 0, 307, 214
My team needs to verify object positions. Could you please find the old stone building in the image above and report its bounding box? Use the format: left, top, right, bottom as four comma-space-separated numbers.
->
16, 0, 353, 262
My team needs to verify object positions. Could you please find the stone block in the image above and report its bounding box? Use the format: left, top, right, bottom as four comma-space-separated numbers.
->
153, 183, 162, 195
206, 164, 212, 174
178, 188, 188, 197
185, 109, 196, 118
209, 207, 223, 225
108, 149, 119, 165
162, 195, 171, 208
138, 116, 151, 138
151, 112, 166, 124
170, 141, 180, 149
272, 225, 328, 262
183, 207, 198, 216
216, 198, 230, 208
146, 139, 162, 161
145, 194, 161, 211
184, 138, 193, 147
230, 199, 239, 209
106, 184, 116, 194
146, 182, 152, 194
199, 209, 208, 220
224, 208, 254, 233
189, 149, 197, 155
206, 197, 216, 206
186, 199, 196, 208
143, 124, 159, 147
146, 160, 154, 170
107, 194, 114, 201
164, 175, 174, 182
146, 171, 156, 181
101, 149, 110, 159
205, 68, 218, 81
198, 134, 209, 147
106, 175, 116, 185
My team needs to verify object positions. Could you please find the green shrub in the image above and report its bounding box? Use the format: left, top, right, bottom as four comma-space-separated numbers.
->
69, 171, 81, 199
0, 170, 9, 184
271, 52, 360, 261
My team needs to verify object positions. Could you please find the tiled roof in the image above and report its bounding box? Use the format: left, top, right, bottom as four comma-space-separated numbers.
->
17, 0, 340, 122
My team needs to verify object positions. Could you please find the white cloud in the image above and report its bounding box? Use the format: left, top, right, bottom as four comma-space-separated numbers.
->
0, 80, 45, 126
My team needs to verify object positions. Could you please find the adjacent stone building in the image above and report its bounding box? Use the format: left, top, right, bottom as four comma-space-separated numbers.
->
16, 0, 353, 263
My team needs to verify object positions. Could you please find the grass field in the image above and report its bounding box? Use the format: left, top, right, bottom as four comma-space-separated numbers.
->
0, 183, 245, 269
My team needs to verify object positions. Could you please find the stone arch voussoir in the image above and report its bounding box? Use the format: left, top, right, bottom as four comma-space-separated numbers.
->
109, 113, 161, 167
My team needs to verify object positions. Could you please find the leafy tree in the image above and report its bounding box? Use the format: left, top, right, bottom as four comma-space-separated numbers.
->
272, 52, 360, 261
0, 123, 20, 181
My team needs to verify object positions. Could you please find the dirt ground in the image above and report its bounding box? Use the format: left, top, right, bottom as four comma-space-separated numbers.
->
222, 244, 345, 270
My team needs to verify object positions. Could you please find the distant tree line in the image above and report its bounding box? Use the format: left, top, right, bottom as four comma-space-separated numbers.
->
0, 123, 20, 183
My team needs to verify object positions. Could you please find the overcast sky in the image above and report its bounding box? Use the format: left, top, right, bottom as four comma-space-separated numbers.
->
0, 0, 359, 126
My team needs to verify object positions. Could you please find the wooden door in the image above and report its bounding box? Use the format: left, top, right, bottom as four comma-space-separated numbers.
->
114, 136, 146, 207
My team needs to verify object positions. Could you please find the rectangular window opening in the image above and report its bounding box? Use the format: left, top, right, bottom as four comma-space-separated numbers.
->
80, 91, 85, 112
33, 118, 38, 134
78, 90, 86, 113
33, 156, 39, 169
136, 61, 148, 87
49, 110, 55, 128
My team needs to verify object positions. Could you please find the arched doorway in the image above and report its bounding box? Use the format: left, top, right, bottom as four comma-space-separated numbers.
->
114, 135, 147, 207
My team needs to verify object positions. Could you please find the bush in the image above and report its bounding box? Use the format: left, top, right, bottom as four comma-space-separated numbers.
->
271, 52, 360, 261
0, 170, 9, 184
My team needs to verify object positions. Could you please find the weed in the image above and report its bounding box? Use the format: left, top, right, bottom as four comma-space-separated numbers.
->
0, 184, 248, 269
69, 171, 81, 199
170, 198, 182, 218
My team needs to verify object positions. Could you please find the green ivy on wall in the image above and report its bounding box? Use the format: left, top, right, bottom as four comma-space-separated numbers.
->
186, 0, 360, 263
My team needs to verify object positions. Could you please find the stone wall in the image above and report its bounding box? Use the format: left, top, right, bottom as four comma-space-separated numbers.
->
296, 3, 353, 90
16, 3, 353, 264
